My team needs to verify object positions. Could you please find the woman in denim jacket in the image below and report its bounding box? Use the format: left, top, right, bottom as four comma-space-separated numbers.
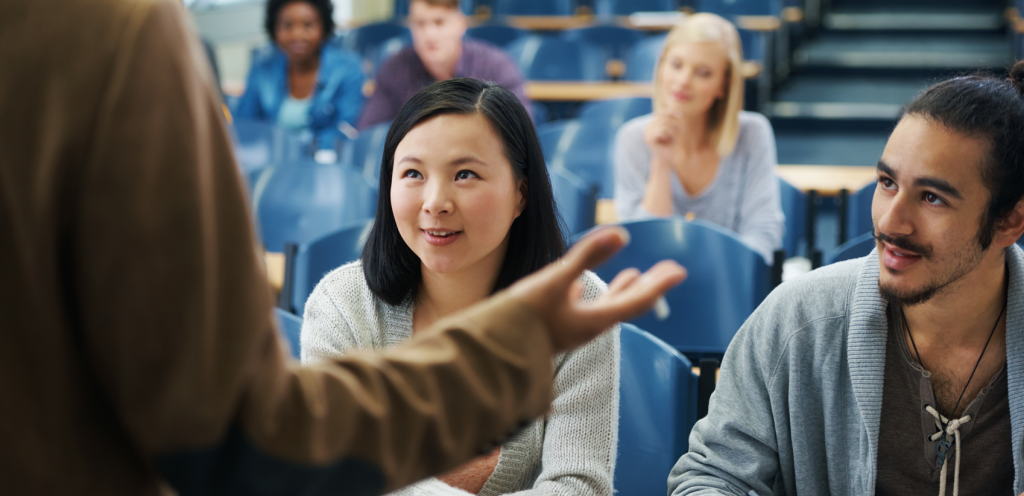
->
236, 0, 364, 152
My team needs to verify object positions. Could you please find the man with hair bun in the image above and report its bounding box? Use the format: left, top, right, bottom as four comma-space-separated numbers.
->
357, 0, 530, 129
671, 63, 1024, 496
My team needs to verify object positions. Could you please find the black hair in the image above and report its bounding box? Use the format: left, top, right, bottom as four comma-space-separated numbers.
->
901, 60, 1024, 249
264, 0, 334, 42
361, 78, 569, 306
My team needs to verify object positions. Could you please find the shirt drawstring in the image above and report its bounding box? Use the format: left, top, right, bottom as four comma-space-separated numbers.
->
924, 404, 973, 496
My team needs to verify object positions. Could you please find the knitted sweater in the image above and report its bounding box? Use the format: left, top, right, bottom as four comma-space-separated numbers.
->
301, 262, 620, 496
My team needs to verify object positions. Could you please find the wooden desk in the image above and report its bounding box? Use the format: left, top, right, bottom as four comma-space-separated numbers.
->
265, 251, 285, 292
526, 81, 652, 101
504, 15, 595, 30
691, 366, 721, 381
776, 165, 876, 196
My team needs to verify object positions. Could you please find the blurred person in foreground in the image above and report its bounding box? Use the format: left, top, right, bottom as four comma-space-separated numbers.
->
671, 63, 1024, 496
357, 0, 529, 130
0, 0, 685, 494
235, 0, 364, 152
613, 13, 783, 263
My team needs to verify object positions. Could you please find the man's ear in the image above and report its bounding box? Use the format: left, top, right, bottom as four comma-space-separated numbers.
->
994, 197, 1024, 248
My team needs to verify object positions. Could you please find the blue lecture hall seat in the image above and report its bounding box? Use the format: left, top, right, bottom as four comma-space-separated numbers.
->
624, 34, 667, 82
561, 26, 644, 77
506, 35, 607, 81
249, 161, 379, 252
230, 119, 304, 174
341, 121, 390, 181
492, 0, 576, 16
280, 220, 374, 315
549, 167, 598, 236
615, 323, 698, 496
368, 35, 411, 77
845, 182, 876, 244
393, 0, 474, 17
594, 0, 679, 16
539, 119, 618, 199
577, 97, 652, 129
274, 307, 303, 360
697, 0, 782, 19
827, 231, 876, 265
778, 177, 807, 258
466, 24, 528, 49
588, 218, 771, 359
340, 22, 411, 74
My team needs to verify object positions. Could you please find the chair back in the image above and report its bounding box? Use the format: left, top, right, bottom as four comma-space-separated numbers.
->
595, 0, 678, 16
283, 220, 374, 314
578, 97, 652, 129
369, 35, 411, 77
250, 161, 379, 252
466, 24, 528, 48
341, 121, 391, 182
562, 26, 644, 68
550, 167, 598, 236
540, 119, 617, 199
827, 231, 876, 265
697, 0, 781, 17
341, 22, 411, 74
230, 120, 304, 173
846, 182, 876, 243
624, 34, 667, 82
778, 177, 806, 257
588, 218, 771, 357
493, 0, 575, 16
274, 308, 303, 359
615, 323, 697, 496
506, 35, 606, 81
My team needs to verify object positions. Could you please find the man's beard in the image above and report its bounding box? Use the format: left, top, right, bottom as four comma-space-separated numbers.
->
876, 228, 987, 308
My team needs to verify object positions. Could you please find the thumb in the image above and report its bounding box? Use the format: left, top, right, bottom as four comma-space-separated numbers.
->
555, 227, 630, 284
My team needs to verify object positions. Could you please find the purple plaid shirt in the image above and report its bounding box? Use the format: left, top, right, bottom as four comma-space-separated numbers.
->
357, 39, 531, 129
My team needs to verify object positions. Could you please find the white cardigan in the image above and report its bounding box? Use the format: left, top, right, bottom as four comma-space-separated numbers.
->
301, 261, 619, 496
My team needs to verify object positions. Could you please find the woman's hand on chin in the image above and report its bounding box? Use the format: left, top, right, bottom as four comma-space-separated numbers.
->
505, 226, 686, 353
643, 110, 683, 164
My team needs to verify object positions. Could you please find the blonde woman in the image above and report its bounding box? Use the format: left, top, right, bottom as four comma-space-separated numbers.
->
613, 13, 784, 262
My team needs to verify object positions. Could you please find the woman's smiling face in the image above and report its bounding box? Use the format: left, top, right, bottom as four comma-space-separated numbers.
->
390, 112, 526, 278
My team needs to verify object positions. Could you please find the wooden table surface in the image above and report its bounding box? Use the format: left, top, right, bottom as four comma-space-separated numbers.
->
776, 165, 876, 196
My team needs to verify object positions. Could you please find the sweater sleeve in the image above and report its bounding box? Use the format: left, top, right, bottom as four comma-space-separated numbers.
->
613, 117, 658, 221
668, 283, 785, 496
75, 2, 556, 493
481, 272, 619, 496
733, 114, 784, 263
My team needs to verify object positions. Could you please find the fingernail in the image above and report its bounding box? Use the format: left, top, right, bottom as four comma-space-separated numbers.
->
654, 296, 670, 320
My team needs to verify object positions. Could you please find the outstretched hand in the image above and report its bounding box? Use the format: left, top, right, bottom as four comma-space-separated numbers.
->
506, 226, 686, 353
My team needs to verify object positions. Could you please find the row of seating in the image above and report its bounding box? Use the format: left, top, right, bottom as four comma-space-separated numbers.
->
391, 0, 792, 19
344, 21, 768, 88
275, 303, 698, 496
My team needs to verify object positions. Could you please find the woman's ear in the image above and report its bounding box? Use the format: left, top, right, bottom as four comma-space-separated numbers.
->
514, 179, 528, 220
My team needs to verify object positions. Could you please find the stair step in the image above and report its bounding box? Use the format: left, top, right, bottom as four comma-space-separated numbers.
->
793, 33, 1012, 70
775, 131, 890, 166
823, 11, 1004, 31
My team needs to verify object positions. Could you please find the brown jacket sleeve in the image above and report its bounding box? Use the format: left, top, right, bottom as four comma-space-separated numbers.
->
72, 0, 554, 492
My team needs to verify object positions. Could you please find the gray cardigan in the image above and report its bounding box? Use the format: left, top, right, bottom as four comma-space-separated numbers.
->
670, 246, 1024, 495
613, 111, 784, 263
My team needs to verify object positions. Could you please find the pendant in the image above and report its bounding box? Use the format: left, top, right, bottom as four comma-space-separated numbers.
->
935, 438, 953, 469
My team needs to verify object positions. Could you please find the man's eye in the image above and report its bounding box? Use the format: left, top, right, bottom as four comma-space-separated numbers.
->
455, 170, 477, 180
879, 177, 895, 189
924, 192, 944, 205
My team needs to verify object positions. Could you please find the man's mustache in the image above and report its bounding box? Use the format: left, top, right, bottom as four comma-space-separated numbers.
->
873, 231, 933, 258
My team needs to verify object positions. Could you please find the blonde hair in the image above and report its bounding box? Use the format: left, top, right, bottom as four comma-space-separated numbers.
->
652, 13, 744, 157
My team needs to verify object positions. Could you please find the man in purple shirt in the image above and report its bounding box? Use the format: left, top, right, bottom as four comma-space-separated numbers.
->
357, 0, 531, 129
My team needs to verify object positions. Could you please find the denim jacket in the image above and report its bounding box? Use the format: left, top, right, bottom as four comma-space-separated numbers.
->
235, 40, 364, 151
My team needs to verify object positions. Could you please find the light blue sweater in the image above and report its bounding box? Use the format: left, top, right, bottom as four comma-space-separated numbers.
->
671, 246, 1024, 495
613, 111, 784, 263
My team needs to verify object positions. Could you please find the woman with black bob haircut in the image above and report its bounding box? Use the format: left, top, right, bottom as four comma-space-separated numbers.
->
234, 0, 364, 153
301, 78, 619, 496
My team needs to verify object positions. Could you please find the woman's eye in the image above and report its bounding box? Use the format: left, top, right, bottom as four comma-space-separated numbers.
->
696, 69, 711, 77
455, 170, 478, 180
924, 192, 944, 205
402, 169, 422, 179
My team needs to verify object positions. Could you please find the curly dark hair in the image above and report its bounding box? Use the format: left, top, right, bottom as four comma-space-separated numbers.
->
264, 0, 334, 42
